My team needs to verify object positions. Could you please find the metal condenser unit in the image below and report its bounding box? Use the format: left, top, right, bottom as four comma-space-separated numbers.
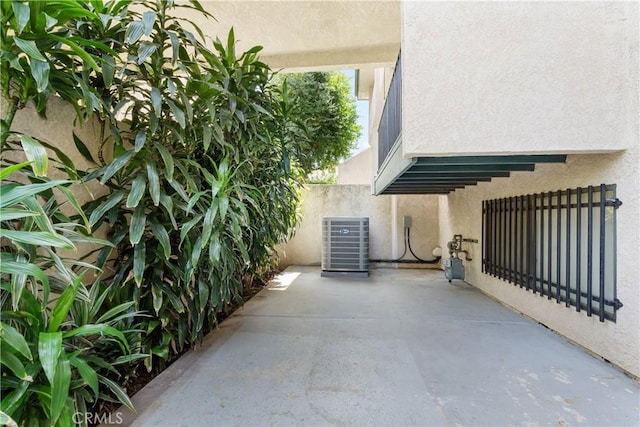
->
321, 217, 369, 278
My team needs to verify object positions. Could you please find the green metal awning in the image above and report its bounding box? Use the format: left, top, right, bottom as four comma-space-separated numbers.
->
374, 154, 567, 195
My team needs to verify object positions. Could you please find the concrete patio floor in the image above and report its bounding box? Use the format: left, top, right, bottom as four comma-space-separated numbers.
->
117, 267, 639, 426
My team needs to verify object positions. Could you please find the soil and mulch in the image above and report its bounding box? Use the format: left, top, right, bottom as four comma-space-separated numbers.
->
92, 271, 278, 423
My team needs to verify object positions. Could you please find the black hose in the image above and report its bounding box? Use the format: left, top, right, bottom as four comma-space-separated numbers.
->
407, 228, 440, 263
370, 227, 441, 264
369, 257, 442, 264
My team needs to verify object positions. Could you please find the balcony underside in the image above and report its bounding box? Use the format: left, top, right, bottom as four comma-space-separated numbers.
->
374, 145, 567, 195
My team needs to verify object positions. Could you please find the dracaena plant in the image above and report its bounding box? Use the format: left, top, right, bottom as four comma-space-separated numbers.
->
1, 2, 146, 424
78, 0, 303, 370
0, 146, 145, 427
0, 0, 120, 148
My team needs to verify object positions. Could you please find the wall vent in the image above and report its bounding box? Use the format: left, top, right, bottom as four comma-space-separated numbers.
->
321, 217, 369, 278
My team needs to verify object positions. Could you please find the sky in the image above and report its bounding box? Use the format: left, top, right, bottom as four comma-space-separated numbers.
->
343, 69, 370, 156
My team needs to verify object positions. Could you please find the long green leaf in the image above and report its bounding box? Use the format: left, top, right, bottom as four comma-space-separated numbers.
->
133, 240, 145, 287
1, 365, 33, 415
69, 355, 98, 399
50, 357, 71, 425
38, 332, 62, 385
100, 150, 134, 184
30, 59, 50, 93
1, 230, 75, 250
0, 161, 31, 180
20, 135, 48, 177
151, 283, 163, 314
0, 348, 30, 381
0, 180, 70, 209
201, 200, 218, 250
88, 191, 124, 227
0, 322, 32, 361
20, 195, 54, 233
102, 53, 115, 87
0, 208, 39, 221
95, 301, 136, 324
151, 87, 162, 117
97, 375, 135, 411
13, 37, 47, 61
125, 20, 144, 44
149, 220, 171, 259
48, 275, 82, 332
134, 130, 146, 152
62, 324, 128, 352
154, 143, 174, 182
11, 2, 29, 34
73, 132, 96, 164
57, 185, 90, 231
146, 159, 160, 206
0, 255, 49, 307
129, 203, 146, 245
179, 214, 202, 246
48, 34, 100, 71
137, 41, 157, 64
142, 11, 156, 35
166, 100, 185, 129
126, 174, 147, 208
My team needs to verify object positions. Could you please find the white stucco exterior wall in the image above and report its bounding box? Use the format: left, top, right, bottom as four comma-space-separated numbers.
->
278, 185, 440, 267
439, 149, 640, 377
337, 148, 372, 185
401, 1, 638, 157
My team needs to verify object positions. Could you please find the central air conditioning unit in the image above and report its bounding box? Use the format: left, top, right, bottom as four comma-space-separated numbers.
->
321, 217, 369, 278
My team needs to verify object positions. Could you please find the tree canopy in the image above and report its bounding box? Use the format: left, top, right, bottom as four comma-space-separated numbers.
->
282, 71, 361, 174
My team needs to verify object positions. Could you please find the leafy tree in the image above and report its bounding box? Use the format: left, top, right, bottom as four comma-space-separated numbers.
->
281, 71, 361, 173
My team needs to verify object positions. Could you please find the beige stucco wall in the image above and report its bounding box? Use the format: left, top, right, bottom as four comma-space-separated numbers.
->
3, 96, 108, 206
337, 148, 372, 185
3, 97, 111, 267
401, 1, 638, 157
439, 149, 640, 377
278, 184, 440, 267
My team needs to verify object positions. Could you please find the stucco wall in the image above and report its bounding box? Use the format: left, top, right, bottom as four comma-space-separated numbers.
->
439, 149, 640, 377
4, 96, 108, 206
401, 1, 638, 157
278, 185, 440, 267
337, 148, 372, 185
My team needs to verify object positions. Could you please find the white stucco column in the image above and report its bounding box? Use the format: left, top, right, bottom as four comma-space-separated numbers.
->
390, 195, 399, 259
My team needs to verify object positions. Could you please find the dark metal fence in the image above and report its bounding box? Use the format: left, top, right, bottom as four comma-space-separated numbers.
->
482, 184, 623, 322
377, 53, 402, 169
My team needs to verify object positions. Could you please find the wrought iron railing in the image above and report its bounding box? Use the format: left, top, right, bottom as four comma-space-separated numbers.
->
482, 184, 623, 322
377, 53, 402, 169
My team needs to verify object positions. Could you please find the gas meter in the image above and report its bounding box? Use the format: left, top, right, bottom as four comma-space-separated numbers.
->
444, 234, 477, 282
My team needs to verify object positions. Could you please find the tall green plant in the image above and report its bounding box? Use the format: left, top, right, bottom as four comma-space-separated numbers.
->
79, 1, 303, 369
0, 0, 117, 147
1, 2, 146, 424
0, 153, 144, 426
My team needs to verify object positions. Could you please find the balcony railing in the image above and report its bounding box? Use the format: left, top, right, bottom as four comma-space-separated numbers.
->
377, 53, 402, 169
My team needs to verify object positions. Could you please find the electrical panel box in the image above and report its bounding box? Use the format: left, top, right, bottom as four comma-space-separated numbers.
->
444, 257, 465, 282
403, 215, 412, 229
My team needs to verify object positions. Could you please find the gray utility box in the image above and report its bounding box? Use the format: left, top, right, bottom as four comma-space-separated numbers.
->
444, 258, 465, 282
